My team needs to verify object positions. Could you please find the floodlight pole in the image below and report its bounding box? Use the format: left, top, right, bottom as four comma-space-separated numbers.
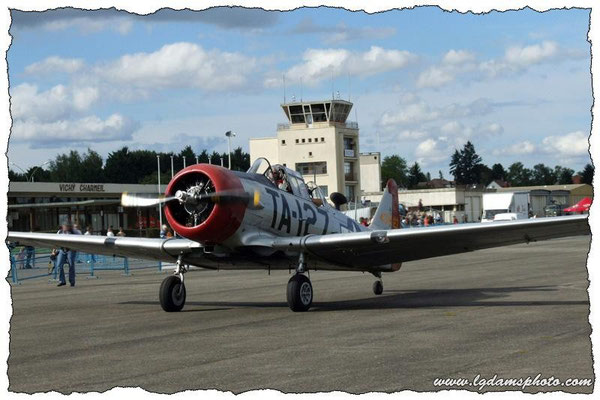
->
157, 155, 163, 229
225, 131, 236, 170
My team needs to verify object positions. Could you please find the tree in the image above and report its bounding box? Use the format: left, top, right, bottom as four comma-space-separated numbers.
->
449, 141, 483, 184
491, 163, 506, 181
80, 149, 104, 182
531, 163, 556, 185
48, 150, 84, 182
506, 162, 533, 186
554, 166, 574, 184
381, 155, 409, 189
474, 164, 493, 186
438, 170, 444, 180
579, 163, 594, 185
408, 162, 427, 189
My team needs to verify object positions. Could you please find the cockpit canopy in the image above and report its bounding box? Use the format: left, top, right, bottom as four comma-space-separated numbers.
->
247, 157, 330, 208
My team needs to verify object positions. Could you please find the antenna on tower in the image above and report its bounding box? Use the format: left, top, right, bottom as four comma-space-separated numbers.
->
300, 77, 303, 102
331, 68, 335, 100
348, 74, 351, 102
283, 74, 286, 103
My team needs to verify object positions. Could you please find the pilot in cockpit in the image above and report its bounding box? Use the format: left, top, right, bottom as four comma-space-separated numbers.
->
272, 165, 293, 194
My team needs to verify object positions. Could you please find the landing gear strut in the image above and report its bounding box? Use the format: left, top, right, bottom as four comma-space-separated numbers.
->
159, 254, 187, 312
372, 271, 383, 295
287, 252, 313, 312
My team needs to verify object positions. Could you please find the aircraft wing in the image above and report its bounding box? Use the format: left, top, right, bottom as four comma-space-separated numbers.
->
6, 232, 201, 263
272, 215, 590, 270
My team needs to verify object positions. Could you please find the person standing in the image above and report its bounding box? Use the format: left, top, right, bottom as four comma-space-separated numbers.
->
55, 220, 82, 287
117, 227, 126, 237
106, 226, 115, 237
84, 226, 96, 264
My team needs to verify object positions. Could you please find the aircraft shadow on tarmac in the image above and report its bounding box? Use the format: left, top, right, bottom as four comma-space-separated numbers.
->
120, 285, 589, 312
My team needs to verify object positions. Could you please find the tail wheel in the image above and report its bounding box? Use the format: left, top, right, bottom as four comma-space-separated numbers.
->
159, 275, 186, 312
373, 280, 383, 295
287, 274, 313, 312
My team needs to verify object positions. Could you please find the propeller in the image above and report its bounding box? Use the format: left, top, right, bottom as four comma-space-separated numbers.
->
121, 193, 177, 207
121, 189, 262, 209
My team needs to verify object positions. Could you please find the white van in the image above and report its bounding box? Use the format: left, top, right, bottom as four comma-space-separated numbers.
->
482, 192, 529, 222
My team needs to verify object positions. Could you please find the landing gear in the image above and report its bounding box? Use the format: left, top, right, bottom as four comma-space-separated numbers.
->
160, 275, 186, 312
159, 254, 187, 312
372, 271, 383, 295
287, 274, 313, 312
287, 252, 313, 312
372, 280, 383, 295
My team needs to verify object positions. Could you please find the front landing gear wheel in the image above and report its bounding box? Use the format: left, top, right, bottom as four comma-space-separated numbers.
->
373, 280, 383, 295
160, 275, 186, 312
287, 274, 313, 312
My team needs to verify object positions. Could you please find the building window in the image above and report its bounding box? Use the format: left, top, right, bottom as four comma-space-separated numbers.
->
321, 137, 325, 142
302, 139, 306, 143
345, 185, 355, 201
309, 152, 313, 157
282, 140, 286, 145
308, 138, 312, 143
295, 139, 299, 144
344, 161, 355, 181
295, 161, 327, 176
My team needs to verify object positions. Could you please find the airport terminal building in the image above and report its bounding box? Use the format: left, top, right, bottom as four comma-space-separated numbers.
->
8, 181, 166, 235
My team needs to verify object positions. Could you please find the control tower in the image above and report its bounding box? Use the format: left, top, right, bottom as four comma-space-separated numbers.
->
250, 98, 360, 201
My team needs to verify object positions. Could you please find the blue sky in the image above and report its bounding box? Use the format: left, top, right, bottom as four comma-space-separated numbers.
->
7, 6, 592, 176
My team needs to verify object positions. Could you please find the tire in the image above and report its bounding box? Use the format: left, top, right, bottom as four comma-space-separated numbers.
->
159, 275, 186, 312
287, 274, 313, 312
373, 280, 383, 295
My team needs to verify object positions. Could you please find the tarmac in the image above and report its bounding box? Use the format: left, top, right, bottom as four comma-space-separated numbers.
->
8, 235, 593, 394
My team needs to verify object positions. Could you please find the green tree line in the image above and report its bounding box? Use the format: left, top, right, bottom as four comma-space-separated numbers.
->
9, 146, 250, 184
381, 141, 593, 189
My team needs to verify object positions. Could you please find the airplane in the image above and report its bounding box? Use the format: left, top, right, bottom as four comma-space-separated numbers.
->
7, 157, 590, 312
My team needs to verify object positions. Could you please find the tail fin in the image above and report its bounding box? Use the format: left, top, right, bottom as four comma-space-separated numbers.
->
370, 179, 400, 231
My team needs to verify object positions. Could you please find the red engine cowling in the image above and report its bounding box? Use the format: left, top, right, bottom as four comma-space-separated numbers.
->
164, 164, 246, 243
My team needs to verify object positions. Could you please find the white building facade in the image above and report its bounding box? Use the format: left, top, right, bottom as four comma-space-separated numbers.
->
249, 99, 361, 200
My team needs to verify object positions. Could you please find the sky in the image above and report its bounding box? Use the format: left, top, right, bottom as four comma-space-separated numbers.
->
6, 6, 593, 177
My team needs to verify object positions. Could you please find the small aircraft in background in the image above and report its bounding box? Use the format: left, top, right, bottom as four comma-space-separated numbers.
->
8, 158, 590, 312
564, 197, 592, 214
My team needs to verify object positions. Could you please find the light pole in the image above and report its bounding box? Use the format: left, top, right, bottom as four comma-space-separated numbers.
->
183, 156, 186, 169
225, 130, 236, 170
195, 156, 199, 165
157, 155, 163, 229
170, 155, 174, 179
10, 160, 51, 182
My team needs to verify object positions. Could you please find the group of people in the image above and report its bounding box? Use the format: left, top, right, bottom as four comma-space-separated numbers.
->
51, 223, 127, 287
402, 211, 445, 228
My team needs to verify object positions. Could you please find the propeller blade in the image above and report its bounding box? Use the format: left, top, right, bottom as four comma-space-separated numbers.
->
121, 192, 176, 207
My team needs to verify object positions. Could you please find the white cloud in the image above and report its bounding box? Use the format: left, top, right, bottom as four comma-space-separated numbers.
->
504, 41, 559, 67
277, 46, 416, 86
380, 101, 439, 127
11, 83, 99, 122
419, 41, 585, 88
541, 130, 589, 157
24, 56, 85, 75
97, 42, 258, 91
41, 16, 133, 35
378, 95, 494, 129
492, 140, 537, 156
415, 137, 451, 166
12, 114, 137, 147
416, 66, 455, 88
442, 49, 476, 65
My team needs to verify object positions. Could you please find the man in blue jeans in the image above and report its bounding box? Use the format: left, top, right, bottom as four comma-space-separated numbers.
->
56, 220, 82, 287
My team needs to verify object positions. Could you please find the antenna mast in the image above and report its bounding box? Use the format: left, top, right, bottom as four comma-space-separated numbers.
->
283, 74, 286, 103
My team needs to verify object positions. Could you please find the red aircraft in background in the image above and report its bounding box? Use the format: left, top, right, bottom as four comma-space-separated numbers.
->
564, 197, 592, 214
